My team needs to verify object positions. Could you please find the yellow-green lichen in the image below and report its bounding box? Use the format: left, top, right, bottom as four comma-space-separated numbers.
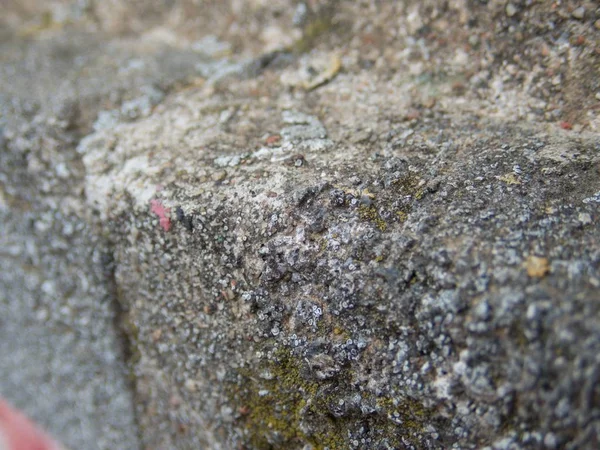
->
231, 348, 345, 449
358, 204, 387, 231
396, 211, 409, 222
292, 15, 335, 54
389, 173, 427, 222
497, 173, 521, 185
228, 346, 435, 449
393, 174, 425, 198
374, 392, 433, 447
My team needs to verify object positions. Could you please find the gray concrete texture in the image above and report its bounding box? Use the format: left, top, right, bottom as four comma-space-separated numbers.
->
1, 1, 600, 449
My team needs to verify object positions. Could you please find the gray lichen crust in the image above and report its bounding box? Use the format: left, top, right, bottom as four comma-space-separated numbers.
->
2, 1, 600, 449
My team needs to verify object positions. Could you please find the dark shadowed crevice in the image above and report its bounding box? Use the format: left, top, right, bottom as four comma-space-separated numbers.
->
100, 247, 144, 449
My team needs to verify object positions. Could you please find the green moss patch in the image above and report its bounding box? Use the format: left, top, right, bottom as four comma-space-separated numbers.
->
227, 347, 434, 449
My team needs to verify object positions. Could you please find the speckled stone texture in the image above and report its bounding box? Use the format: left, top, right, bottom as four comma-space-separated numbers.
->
2, 1, 600, 449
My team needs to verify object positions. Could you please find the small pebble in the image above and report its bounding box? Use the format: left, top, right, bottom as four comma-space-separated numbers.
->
571, 7, 585, 20
506, 4, 517, 17
423, 97, 436, 109
578, 213, 592, 225
525, 256, 550, 278
551, 75, 561, 86
544, 433, 558, 449
212, 170, 227, 182
595, 92, 600, 101
595, 19, 600, 30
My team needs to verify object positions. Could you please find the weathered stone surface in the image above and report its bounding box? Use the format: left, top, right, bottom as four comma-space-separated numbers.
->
1, 1, 600, 449
0, 9, 205, 450
79, 77, 600, 450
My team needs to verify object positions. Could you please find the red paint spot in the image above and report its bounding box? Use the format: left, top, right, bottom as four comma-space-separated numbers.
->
559, 121, 573, 130
265, 134, 281, 146
150, 199, 172, 231
404, 110, 421, 121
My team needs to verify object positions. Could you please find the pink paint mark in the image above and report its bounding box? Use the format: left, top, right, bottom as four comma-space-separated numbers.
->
559, 121, 572, 130
150, 199, 172, 232
0, 398, 63, 450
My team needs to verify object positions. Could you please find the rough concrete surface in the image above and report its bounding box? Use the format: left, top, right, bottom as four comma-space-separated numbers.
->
1, 1, 600, 449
